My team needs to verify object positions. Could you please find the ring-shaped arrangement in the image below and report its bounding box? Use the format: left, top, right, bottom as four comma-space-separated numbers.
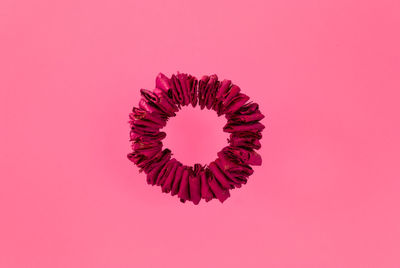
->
128, 72, 265, 204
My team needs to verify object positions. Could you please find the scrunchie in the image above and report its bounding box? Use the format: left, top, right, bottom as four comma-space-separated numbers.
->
128, 72, 265, 204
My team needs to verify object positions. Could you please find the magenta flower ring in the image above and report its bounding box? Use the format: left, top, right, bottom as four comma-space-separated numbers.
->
127, 72, 265, 204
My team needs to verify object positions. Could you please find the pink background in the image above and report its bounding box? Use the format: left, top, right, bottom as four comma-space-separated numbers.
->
1, 0, 400, 267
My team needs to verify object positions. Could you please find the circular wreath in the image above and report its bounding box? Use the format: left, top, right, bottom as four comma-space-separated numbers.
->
127, 72, 265, 204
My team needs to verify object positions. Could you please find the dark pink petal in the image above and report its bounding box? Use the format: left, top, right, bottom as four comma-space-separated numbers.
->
178, 167, 190, 202
130, 107, 166, 128
171, 165, 185, 196
228, 135, 261, 150
132, 142, 162, 159
198, 75, 210, 109
217, 149, 254, 178
230, 131, 262, 140
200, 170, 214, 202
221, 146, 262, 166
217, 149, 254, 174
216, 150, 238, 170
133, 150, 160, 169
208, 162, 232, 189
130, 125, 159, 136
130, 118, 161, 130
147, 164, 166, 185
161, 159, 181, 193
226, 102, 265, 123
221, 84, 241, 107
247, 151, 262, 165
155, 73, 172, 93
143, 149, 171, 175
207, 169, 230, 203
228, 112, 265, 123
192, 163, 203, 176
215, 79, 232, 101
228, 166, 253, 179
139, 98, 166, 115
127, 152, 144, 166
188, 75, 198, 107
222, 93, 250, 115
204, 74, 219, 110
235, 102, 259, 115
188, 164, 202, 205
177, 73, 191, 106
140, 89, 177, 117
221, 163, 252, 182
214, 79, 232, 115
130, 131, 166, 143
215, 153, 248, 185
214, 158, 244, 188
156, 159, 177, 186
223, 121, 265, 133
153, 88, 179, 112
170, 74, 184, 106
215, 84, 241, 116
145, 150, 172, 185
154, 162, 170, 186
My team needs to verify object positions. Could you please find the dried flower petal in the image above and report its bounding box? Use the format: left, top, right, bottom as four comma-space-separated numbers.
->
178, 167, 190, 202
207, 169, 230, 203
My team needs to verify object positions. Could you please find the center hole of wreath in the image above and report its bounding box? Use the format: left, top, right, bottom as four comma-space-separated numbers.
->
162, 106, 229, 166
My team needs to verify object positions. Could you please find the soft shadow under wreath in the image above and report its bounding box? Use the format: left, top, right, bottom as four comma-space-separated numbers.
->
128, 72, 265, 205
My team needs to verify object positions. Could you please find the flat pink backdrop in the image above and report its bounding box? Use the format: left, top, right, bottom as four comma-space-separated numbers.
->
1, 0, 400, 267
